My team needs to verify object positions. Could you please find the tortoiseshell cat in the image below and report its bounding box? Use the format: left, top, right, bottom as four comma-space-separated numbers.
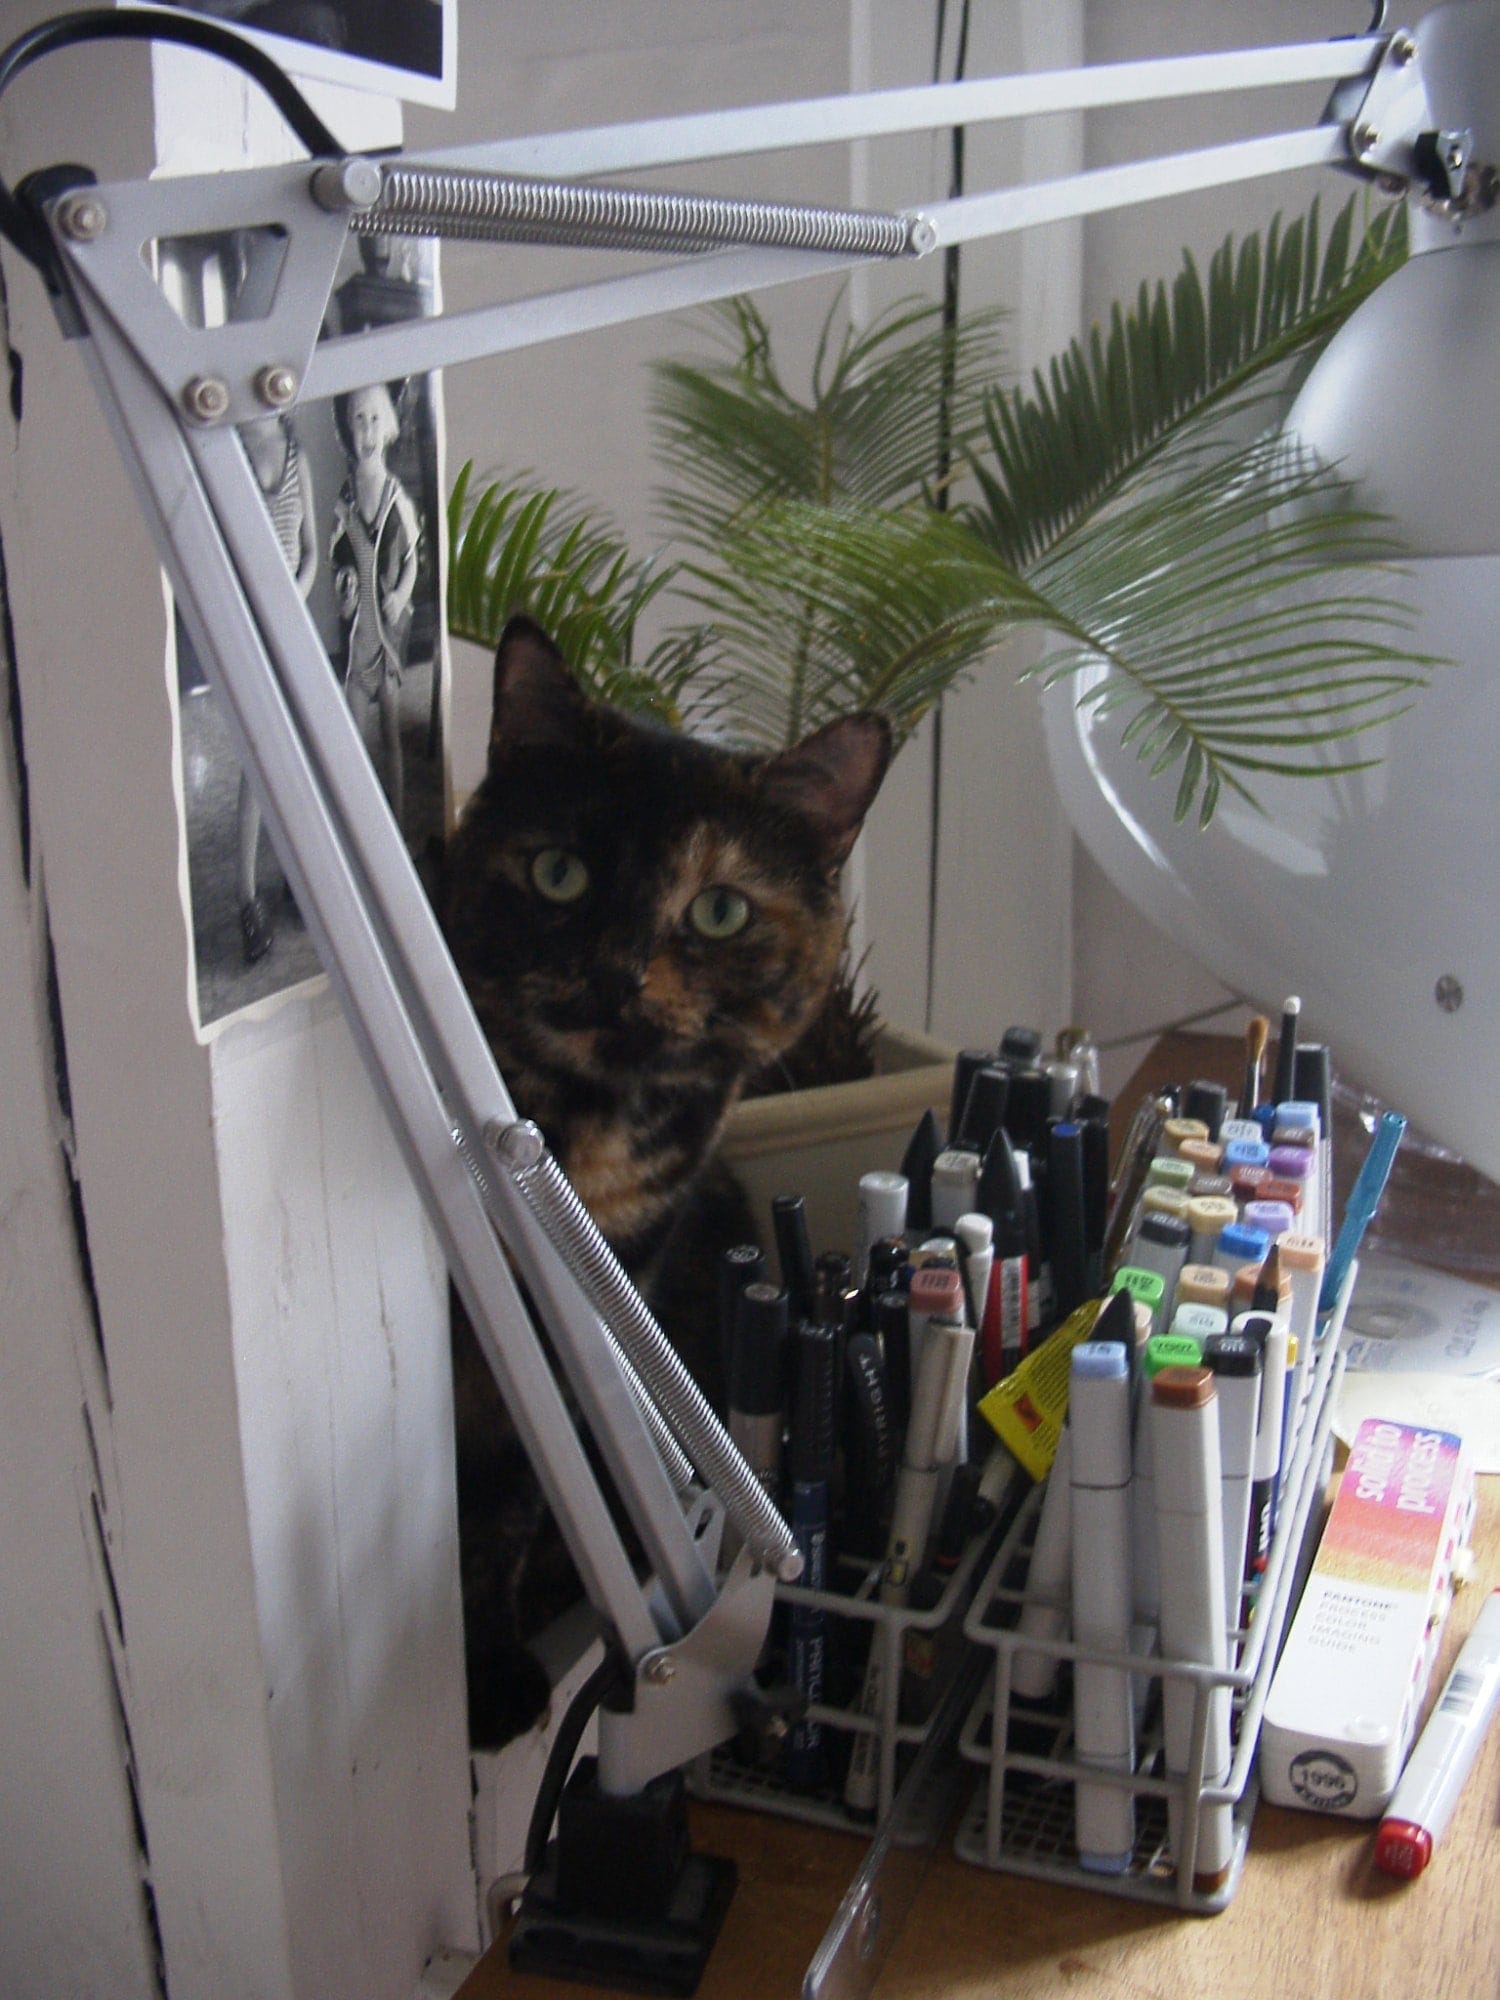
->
442, 616, 890, 1745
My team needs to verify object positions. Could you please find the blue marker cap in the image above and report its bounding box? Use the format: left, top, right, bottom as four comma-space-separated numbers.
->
1275, 1100, 1320, 1134
1071, 1338, 1129, 1382
1222, 1137, 1271, 1171
1218, 1221, 1271, 1266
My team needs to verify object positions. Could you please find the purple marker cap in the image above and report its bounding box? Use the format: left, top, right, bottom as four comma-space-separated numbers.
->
1267, 1145, 1311, 1181
1242, 1199, 1295, 1241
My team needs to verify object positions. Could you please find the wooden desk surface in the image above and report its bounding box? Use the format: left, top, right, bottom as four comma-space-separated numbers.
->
459, 1034, 1500, 2000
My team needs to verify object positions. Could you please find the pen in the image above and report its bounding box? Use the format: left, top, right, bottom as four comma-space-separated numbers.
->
842, 1332, 897, 1561
1271, 994, 1300, 1109
1375, 1589, 1500, 1879
1234, 1309, 1289, 1604
1046, 1120, 1089, 1323
844, 1313, 975, 1814
785, 1319, 836, 1790
716, 1241, 766, 1408
872, 1287, 912, 1438
1321, 1109, 1407, 1313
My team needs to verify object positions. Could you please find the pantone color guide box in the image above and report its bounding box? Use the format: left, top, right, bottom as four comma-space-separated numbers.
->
1260, 1417, 1475, 1819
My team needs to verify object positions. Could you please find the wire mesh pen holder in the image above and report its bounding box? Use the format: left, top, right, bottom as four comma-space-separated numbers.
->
691, 1514, 999, 1835
955, 1268, 1354, 1911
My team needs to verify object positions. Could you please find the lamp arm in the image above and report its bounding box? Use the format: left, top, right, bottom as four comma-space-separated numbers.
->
0, 0, 1466, 1799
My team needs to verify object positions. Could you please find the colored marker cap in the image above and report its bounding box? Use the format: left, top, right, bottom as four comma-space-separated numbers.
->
1110, 1264, 1166, 1312
1222, 1137, 1271, 1171
1218, 1222, 1270, 1264
1144, 1331, 1204, 1376
1151, 1363, 1215, 1410
1374, 1817, 1431, 1880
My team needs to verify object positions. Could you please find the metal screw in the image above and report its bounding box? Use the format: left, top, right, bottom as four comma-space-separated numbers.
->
486, 1117, 545, 1169
55, 192, 107, 242
182, 375, 231, 424
1390, 31, 1417, 66
255, 364, 299, 409
311, 157, 385, 213
641, 1652, 676, 1685
906, 214, 938, 256
1353, 124, 1380, 158
1435, 974, 1464, 1014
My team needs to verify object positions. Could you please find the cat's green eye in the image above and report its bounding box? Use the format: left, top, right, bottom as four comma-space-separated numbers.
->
530, 848, 590, 904
688, 885, 751, 940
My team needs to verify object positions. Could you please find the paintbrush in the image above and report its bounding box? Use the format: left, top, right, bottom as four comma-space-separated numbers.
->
1237, 1013, 1269, 1119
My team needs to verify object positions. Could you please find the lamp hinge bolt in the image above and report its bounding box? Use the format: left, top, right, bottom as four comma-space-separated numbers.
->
182, 376, 231, 424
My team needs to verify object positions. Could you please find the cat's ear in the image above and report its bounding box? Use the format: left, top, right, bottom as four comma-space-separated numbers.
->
489, 616, 588, 763
757, 712, 892, 871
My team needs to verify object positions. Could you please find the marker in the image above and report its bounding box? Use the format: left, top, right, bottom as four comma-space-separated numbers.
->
1234, 1309, 1289, 1603
842, 1333, 897, 1561
1182, 1079, 1229, 1143
949, 1049, 995, 1146
871, 1288, 912, 1439
1145, 1155, 1195, 1197
1161, 1116, 1211, 1158
1176, 1263, 1232, 1316
1278, 1233, 1325, 1416
1186, 1194, 1238, 1268
853, 1171, 907, 1289
1213, 1221, 1270, 1279
1140, 1186, 1192, 1227
998, 1023, 1044, 1069
1202, 1331, 1262, 1641
1002, 1067, 1052, 1157
955, 1211, 995, 1335
1271, 994, 1301, 1109
1070, 1340, 1136, 1873
1375, 1590, 1500, 1879
1125, 1211, 1192, 1315
726, 1281, 788, 1501
1046, 1121, 1090, 1322
1321, 1110, 1407, 1313
1221, 1137, 1271, 1174
958, 1062, 1010, 1154
844, 1313, 974, 1814
900, 1107, 942, 1233
785, 1320, 836, 1789
1151, 1365, 1234, 1892
1292, 1043, 1334, 1241
771, 1192, 817, 1325
1110, 1264, 1167, 1342
1043, 1054, 1080, 1119
1011, 1427, 1073, 1701
976, 1127, 1030, 1380
931, 1147, 982, 1231
716, 1242, 767, 1411
1130, 1331, 1205, 1634
1242, 1199, 1295, 1246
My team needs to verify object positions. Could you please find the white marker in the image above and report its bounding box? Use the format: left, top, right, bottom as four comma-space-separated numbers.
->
1376, 1589, 1500, 1879
1151, 1366, 1234, 1893
1012, 1427, 1073, 1702
930, 1147, 981, 1230
853, 1170, 908, 1288
1278, 1232, 1325, 1419
1233, 1309, 1289, 1604
1202, 1332, 1262, 1642
1070, 1340, 1136, 1874
955, 1211, 995, 1335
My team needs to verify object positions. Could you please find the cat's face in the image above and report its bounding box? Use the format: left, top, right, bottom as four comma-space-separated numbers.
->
444, 619, 890, 1097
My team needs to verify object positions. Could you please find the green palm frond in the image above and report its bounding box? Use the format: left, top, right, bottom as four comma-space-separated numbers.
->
446, 462, 700, 724
675, 503, 1045, 749
1019, 428, 1440, 823
968, 196, 1407, 570
650, 290, 1005, 544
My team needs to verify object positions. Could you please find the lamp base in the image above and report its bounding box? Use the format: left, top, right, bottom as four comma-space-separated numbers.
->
508, 1759, 737, 1997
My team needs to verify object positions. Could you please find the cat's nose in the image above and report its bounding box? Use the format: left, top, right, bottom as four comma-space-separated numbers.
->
586, 962, 647, 1012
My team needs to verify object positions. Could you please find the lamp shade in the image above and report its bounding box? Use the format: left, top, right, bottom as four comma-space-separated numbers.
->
1046, 1, 1500, 1175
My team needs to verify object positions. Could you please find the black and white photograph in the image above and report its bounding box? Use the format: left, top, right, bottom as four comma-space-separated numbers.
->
121, 0, 456, 108
173, 226, 445, 1028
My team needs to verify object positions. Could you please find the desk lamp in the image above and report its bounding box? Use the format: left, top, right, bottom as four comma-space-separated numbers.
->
0, 5, 1488, 1994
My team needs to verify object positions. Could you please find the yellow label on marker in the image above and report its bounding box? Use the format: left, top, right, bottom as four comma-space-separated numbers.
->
976, 1297, 1103, 1480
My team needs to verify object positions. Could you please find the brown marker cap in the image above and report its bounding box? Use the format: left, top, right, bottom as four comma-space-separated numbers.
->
1151, 1364, 1214, 1409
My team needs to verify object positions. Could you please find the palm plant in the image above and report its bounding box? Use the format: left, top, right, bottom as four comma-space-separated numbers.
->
447, 193, 1437, 825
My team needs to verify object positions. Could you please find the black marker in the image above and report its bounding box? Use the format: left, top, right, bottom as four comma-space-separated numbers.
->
958, 1063, 1010, 1154
900, 1107, 941, 1232
771, 1192, 817, 1326
1183, 1078, 1229, 1143
872, 1288, 913, 1438
842, 1333, 896, 1560
716, 1242, 766, 1409
726, 1281, 788, 1502
1271, 994, 1301, 1109
998, 1024, 1044, 1069
786, 1320, 836, 1789
948, 1049, 992, 1148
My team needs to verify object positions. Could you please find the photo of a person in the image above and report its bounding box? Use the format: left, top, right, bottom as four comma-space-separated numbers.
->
237, 410, 316, 963
330, 382, 420, 828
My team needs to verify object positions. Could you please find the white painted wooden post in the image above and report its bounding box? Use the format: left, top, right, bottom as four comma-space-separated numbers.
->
0, 42, 477, 2000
